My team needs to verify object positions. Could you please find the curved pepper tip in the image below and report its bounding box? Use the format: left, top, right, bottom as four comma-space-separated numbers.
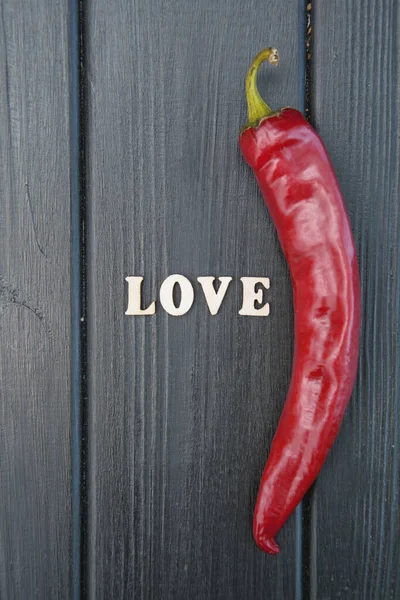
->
255, 534, 280, 555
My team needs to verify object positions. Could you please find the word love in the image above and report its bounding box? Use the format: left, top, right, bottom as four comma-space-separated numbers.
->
125, 275, 270, 317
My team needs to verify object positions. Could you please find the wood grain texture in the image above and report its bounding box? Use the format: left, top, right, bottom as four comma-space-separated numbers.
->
0, 0, 71, 597
312, 1, 400, 598
86, 0, 302, 597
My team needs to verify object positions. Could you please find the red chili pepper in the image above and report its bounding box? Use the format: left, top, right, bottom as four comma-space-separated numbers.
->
239, 48, 361, 555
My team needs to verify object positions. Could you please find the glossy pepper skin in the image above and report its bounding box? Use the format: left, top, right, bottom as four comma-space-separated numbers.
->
239, 49, 361, 555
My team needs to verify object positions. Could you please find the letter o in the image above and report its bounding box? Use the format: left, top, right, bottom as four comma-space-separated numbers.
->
159, 274, 194, 316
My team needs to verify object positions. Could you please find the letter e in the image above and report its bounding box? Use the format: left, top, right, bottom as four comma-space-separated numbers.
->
239, 277, 270, 316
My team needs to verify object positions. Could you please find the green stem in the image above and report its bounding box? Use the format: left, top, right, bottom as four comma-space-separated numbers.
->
245, 47, 279, 124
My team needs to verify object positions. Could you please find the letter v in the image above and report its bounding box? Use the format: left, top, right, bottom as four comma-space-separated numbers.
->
197, 277, 232, 315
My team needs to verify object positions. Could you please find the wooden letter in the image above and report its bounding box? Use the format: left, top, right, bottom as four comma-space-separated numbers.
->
125, 276, 156, 315
239, 277, 270, 316
197, 277, 232, 315
160, 274, 194, 316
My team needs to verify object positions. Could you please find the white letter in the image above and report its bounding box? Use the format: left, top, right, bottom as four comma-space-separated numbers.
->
197, 277, 232, 315
125, 276, 156, 315
239, 277, 270, 316
160, 274, 194, 316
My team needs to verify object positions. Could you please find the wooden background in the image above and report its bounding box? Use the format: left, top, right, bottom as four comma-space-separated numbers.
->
0, 0, 399, 598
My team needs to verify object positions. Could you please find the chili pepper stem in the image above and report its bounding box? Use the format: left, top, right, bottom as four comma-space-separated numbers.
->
245, 47, 279, 126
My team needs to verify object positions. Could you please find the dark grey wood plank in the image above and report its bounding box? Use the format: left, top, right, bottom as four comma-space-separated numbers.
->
86, 0, 302, 597
0, 0, 71, 597
312, 1, 400, 598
